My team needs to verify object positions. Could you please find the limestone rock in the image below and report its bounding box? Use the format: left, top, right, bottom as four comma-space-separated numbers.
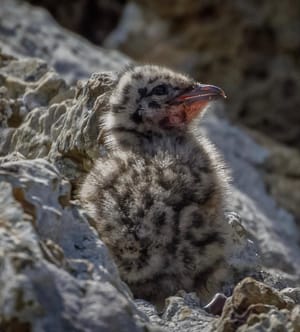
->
250, 131, 300, 225
136, 292, 216, 332
201, 114, 300, 276
0, 0, 130, 84
0, 53, 116, 184
26, 0, 126, 45
215, 278, 300, 332
0, 179, 155, 332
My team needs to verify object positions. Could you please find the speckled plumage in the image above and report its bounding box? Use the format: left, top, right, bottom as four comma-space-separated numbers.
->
80, 65, 231, 305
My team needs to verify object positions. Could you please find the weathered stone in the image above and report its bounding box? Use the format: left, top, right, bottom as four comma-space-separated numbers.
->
201, 114, 300, 276
291, 305, 300, 330
280, 288, 300, 305
251, 131, 300, 225
0, 53, 117, 184
136, 292, 216, 332
214, 278, 300, 332
0, 0, 131, 84
237, 308, 293, 332
26, 0, 126, 45
0, 165, 157, 332
231, 278, 294, 313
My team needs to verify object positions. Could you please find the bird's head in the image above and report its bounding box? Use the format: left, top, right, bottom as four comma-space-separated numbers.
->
103, 65, 226, 148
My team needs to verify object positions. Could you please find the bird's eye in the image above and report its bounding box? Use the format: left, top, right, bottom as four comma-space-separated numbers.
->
151, 84, 168, 95
148, 101, 160, 109
138, 87, 147, 98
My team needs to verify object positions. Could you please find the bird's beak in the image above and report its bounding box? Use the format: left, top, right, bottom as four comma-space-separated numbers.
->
168, 84, 226, 124
174, 84, 226, 104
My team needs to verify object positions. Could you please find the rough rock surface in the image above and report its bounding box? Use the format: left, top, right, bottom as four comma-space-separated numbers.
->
136, 293, 216, 332
1, 1, 300, 331
250, 131, 300, 225
214, 278, 300, 331
0, 173, 152, 332
0, 0, 130, 84
26, 0, 126, 45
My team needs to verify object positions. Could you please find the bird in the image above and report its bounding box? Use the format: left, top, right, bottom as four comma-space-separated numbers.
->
79, 65, 232, 307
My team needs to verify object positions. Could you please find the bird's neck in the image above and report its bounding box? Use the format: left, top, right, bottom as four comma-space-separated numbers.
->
106, 127, 199, 157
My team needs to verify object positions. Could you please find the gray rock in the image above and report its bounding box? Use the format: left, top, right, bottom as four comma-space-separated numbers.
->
201, 112, 300, 275
280, 288, 300, 305
214, 278, 300, 332
136, 293, 216, 332
25, 0, 126, 45
0, 0, 131, 84
0, 53, 116, 183
0, 166, 157, 332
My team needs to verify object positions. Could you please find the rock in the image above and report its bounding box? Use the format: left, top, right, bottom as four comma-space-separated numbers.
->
291, 306, 300, 330
136, 292, 216, 332
134, 0, 207, 18
231, 278, 294, 312
201, 114, 300, 276
249, 130, 300, 225
0, 52, 117, 184
104, 3, 170, 58
280, 288, 300, 305
0, 0, 131, 84
0, 180, 155, 332
214, 278, 300, 332
25, 0, 125, 45
0, 159, 128, 295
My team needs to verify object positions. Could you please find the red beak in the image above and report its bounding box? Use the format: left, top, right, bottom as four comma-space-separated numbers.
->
167, 84, 226, 125
173, 84, 226, 104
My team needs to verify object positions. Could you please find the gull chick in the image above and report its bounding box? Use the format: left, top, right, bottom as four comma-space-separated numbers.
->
80, 65, 231, 305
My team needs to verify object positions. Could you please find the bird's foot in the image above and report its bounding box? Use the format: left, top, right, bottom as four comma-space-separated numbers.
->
203, 292, 227, 316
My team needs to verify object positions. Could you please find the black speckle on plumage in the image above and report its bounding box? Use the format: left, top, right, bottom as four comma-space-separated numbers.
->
79, 64, 231, 306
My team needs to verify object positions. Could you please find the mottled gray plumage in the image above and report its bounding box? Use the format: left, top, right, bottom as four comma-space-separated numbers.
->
80, 65, 231, 305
